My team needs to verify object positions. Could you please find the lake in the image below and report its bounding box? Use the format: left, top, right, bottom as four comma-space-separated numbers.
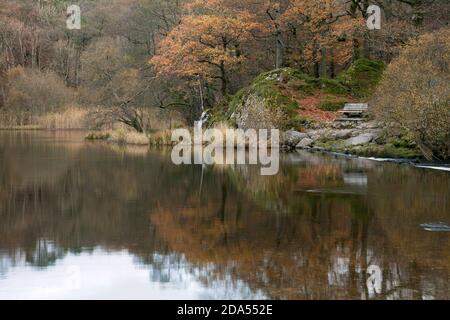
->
0, 131, 449, 300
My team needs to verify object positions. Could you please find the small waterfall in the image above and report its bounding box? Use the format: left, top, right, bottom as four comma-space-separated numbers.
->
195, 75, 208, 130
195, 111, 209, 130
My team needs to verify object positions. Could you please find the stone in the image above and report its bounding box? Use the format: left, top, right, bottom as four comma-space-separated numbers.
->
331, 129, 354, 139
307, 129, 328, 141
296, 138, 314, 149
235, 93, 285, 130
356, 121, 379, 130
345, 133, 376, 146
282, 130, 309, 147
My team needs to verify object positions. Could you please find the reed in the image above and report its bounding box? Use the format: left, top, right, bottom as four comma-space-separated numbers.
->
36, 107, 89, 130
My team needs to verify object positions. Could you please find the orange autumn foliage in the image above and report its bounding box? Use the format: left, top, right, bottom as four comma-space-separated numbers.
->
150, 0, 366, 93
150, 2, 262, 95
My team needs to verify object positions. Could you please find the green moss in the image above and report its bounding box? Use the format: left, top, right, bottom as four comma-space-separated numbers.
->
317, 96, 348, 111
208, 111, 234, 127
348, 144, 421, 159
337, 58, 385, 98
226, 60, 383, 126
207, 100, 235, 127
313, 138, 421, 159
225, 68, 352, 130
391, 136, 417, 149
314, 139, 346, 151
285, 116, 316, 131
287, 79, 316, 95
228, 68, 348, 115
228, 68, 302, 120
305, 77, 348, 95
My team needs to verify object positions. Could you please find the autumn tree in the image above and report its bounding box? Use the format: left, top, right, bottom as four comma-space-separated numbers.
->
257, 0, 292, 69
288, 0, 365, 77
372, 29, 450, 160
347, 0, 450, 61
150, 1, 262, 98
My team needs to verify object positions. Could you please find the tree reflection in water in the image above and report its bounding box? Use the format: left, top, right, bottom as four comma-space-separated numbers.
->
0, 131, 449, 299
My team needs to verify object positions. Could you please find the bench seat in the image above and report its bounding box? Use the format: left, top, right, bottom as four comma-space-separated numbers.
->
339, 103, 369, 117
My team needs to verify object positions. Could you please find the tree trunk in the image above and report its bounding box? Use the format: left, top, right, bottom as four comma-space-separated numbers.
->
320, 47, 327, 78
329, 48, 336, 78
411, 0, 424, 27
312, 46, 320, 77
0, 86, 5, 108
219, 61, 227, 97
275, 32, 284, 69
352, 38, 361, 61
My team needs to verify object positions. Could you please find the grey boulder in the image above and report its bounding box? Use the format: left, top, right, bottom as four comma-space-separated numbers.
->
345, 133, 376, 146
282, 131, 309, 147
331, 129, 354, 140
296, 138, 314, 149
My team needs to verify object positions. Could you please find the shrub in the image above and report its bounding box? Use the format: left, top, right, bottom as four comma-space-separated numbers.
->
337, 58, 385, 98
371, 29, 450, 160
3, 67, 74, 126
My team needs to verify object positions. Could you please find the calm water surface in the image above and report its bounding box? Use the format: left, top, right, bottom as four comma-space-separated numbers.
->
0, 131, 449, 300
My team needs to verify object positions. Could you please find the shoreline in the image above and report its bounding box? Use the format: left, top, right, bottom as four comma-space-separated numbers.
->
281, 119, 425, 161
298, 147, 450, 171
1, 128, 449, 168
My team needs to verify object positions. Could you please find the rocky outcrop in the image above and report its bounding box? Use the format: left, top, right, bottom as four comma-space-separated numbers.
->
279, 120, 385, 152
333, 129, 354, 139
283, 121, 382, 149
233, 93, 286, 130
344, 133, 377, 146
279, 120, 419, 159
282, 130, 309, 148
296, 138, 314, 149
227, 68, 352, 131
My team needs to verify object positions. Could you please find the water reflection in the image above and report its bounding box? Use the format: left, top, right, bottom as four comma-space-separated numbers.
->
0, 247, 261, 300
0, 131, 449, 299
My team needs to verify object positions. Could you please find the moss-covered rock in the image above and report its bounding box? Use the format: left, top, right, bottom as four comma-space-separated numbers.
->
306, 77, 348, 95
313, 139, 347, 151
313, 139, 421, 159
305, 125, 422, 160
337, 58, 385, 98
214, 60, 387, 130
226, 68, 349, 130
228, 69, 300, 118
348, 144, 421, 159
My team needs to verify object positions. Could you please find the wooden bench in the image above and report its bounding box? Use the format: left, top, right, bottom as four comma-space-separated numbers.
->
339, 103, 369, 118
